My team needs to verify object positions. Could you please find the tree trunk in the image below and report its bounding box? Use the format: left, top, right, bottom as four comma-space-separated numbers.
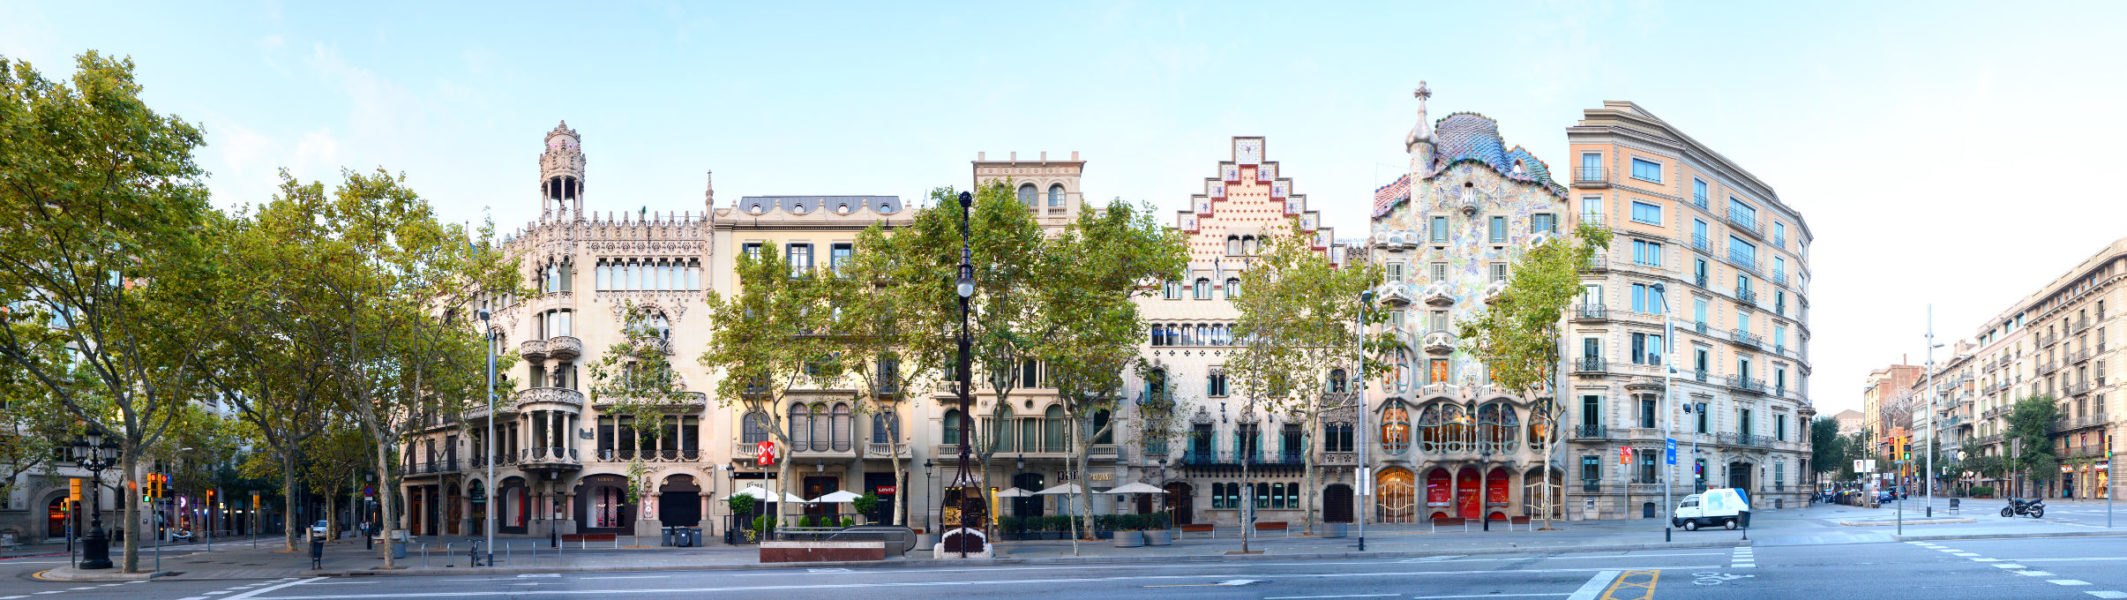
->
325, 492, 339, 543
282, 457, 299, 552
1302, 411, 1319, 536
375, 438, 397, 568
775, 449, 792, 539
889, 436, 906, 526
121, 458, 139, 572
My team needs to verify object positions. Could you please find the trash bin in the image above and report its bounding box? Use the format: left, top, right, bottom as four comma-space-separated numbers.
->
1738, 510, 1752, 529
679, 527, 698, 547
661, 526, 675, 547
310, 538, 325, 569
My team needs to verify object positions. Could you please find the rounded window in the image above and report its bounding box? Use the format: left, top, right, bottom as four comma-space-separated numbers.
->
1381, 404, 1411, 455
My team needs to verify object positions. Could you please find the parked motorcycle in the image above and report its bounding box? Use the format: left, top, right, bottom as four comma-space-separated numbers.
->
2000, 498, 2046, 518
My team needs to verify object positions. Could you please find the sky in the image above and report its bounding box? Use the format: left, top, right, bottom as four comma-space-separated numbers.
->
6, 1, 2126, 415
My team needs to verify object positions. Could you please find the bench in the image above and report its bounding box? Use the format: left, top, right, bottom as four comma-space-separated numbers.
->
1430, 517, 1469, 532
1253, 521, 1292, 537
560, 533, 619, 548
1179, 523, 1217, 538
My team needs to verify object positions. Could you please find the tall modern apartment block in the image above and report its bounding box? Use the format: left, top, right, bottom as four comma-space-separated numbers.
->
1563, 101, 1816, 517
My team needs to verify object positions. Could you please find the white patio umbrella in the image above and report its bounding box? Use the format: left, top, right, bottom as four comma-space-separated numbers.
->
1108, 482, 1165, 515
810, 490, 864, 504
1034, 483, 1084, 495
723, 484, 807, 503
994, 487, 1037, 498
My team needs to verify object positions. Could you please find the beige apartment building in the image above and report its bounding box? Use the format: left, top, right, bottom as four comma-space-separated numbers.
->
1564, 101, 1816, 515
1954, 238, 2125, 499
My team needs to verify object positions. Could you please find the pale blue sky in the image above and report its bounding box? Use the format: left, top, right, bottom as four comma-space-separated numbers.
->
7, 1, 2126, 413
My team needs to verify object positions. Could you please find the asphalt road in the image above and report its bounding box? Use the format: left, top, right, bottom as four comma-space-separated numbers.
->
4, 535, 2124, 599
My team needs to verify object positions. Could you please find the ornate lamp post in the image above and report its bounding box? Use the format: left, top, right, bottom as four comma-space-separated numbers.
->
479, 308, 497, 566
70, 427, 122, 570
943, 190, 985, 557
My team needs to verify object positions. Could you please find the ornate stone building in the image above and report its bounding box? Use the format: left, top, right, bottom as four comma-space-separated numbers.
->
1114, 137, 1349, 527
1365, 84, 1571, 523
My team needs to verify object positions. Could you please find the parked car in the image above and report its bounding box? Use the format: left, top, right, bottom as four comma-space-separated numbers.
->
1672, 488, 1751, 531
310, 520, 329, 538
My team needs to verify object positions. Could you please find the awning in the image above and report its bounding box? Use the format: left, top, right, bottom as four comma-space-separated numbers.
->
993, 487, 1037, 498
1034, 483, 1085, 496
722, 485, 807, 503
809, 490, 864, 504
1106, 482, 1165, 495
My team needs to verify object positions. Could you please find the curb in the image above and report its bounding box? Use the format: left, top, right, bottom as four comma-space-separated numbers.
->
1841, 519, 1977, 526
32, 568, 175, 582
1892, 531, 2127, 542
293, 539, 1750, 579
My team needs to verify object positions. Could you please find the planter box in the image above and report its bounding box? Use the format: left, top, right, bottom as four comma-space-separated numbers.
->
1094, 530, 1114, 540
761, 541, 886, 563
1322, 522, 1347, 538
1111, 530, 1143, 548
1143, 529, 1172, 546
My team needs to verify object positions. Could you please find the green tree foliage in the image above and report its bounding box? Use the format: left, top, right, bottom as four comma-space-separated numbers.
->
1031, 200, 1187, 551
1457, 224, 1610, 528
699, 249, 838, 532
1810, 417, 1846, 481
588, 301, 701, 505
0, 52, 218, 571
1229, 224, 1391, 539
2005, 395, 2062, 491
825, 224, 947, 526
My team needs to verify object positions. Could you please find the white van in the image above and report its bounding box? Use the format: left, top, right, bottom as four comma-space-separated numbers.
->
1672, 488, 1751, 531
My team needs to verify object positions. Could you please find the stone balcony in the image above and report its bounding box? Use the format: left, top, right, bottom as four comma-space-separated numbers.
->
515, 386, 586, 409
546, 336, 583, 360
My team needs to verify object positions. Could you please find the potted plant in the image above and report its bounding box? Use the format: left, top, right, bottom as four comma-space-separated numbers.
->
1044, 515, 1069, 540
1112, 514, 1144, 547
750, 515, 772, 543
840, 516, 855, 528
852, 493, 880, 525
727, 496, 757, 544
1143, 512, 1172, 546
1093, 514, 1116, 540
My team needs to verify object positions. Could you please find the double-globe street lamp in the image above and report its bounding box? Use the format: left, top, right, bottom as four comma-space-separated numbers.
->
69, 427, 123, 570
945, 190, 982, 558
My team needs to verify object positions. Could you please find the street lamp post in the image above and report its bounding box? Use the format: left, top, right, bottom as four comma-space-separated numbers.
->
1356, 289, 1372, 551
946, 191, 981, 558
1653, 283, 1676, 542
480, 308, 497, 567
1924, 305, 1942, 518
69, 428, 122, 570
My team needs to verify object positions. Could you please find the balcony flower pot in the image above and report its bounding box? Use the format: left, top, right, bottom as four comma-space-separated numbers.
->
1111, 529, 1143, 548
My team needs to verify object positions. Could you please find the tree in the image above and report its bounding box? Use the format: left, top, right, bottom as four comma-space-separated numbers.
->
826, 224, 947, 526
699, 249, 837, 535
587, 301, 703, 514
1031, 200, 1187, 554
0, 53, 220, 572
1810, 417, 1846, 489
1228, 224, 1388, 538
1457, 224, 1611, 530
2004, 395, 2062, 497
887, 183, 1045, 515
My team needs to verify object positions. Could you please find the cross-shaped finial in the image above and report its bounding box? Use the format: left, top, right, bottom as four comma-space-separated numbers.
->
1414, 81, 1431, 101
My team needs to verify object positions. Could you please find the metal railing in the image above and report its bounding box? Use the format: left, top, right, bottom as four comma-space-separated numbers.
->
1585, 255, 1610, 271
1575, 304, 1609, 321
1726, 212, 1761, 236
1693, 233, 1710, 251
2071, 348, 2091, 364
1575, 168, 1607, 184
1730, 329, 1763, 349
1573, 424, 1607, 439
1735, 287, 1757, 305
1728, 375, 1766, 394
1728, 254, 1761, 275
1773, 271, 1789, 287
1575, 356, 1607, 373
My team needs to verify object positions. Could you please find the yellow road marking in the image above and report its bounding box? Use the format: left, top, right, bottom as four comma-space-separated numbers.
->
1600, 569, 1659, 600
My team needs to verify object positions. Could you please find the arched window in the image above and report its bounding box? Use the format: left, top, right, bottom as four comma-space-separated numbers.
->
1244, 236, 1259, 254
1527, 399, 1554, 450
1043, 405, 1066, 452
1438, 404, 1468, 453
1149, 324, 1162, 347
809, 404, 830, 451
1227, 236, 1241, 256
1417, 404, 1442, 453
831, 403, 852, 451
1328, 369, 1347, 393
1018, 184, 1037, 208
872, 412, 899, 442
1164, 280, 1182, 299
686, 259, 702, 290
942, 409, 962, 445
741, 411, 769, 444
1048, 184, 1065, 208
1478, 403, 1519, 453
1226, 278, 1241, 299
1194, 278, 1211, 300
788, 403, 809, 449
1196, 324, 1209, 346
1382, 404, 1410, 454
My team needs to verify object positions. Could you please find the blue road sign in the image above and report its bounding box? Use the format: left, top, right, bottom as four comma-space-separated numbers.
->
1665, 439, 1677, 465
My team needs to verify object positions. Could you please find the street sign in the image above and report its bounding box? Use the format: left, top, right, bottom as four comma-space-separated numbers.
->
756, 440, 776, 466
1665, 439, 1677, 465
1620, 447, 1634, 465
877, 486, 897, 494
69, 478, 82, 503
362, 485, 375, 497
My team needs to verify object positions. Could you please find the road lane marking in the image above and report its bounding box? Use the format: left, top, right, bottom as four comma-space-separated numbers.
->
1972, 558, 2000, 562
232, 566, 1726, 599
1993, 563, 2027, 569
1600, 570, 1658, 600
225, 577, 327, 600
2086, 591, 2127, 598
2015, 571, 2055, 576
2013, 557, 2127, 563
1262, 595, 1397, 600
1411, 595, 1568, 599
2050, 580, 2091, 586
581, 576, 669, 580
1953, 552, 1979, 556
1566, 570, 1621, 600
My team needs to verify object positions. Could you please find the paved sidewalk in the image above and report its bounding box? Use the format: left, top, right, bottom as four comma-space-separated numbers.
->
28, 502, 2123, 582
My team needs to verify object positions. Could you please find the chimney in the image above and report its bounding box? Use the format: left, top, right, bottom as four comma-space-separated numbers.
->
1072, 151, 1080, 161
978, 151, 986, 161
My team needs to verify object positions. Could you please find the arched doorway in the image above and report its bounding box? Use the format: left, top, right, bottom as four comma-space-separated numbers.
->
1162, 482, 1194, 526
575, 474, 635, 534
499, 477, 529, 534
1377, 468, 1415, 523
466, 480, 486, 536
1323, 484, 1354, 523
1727, 462, 1753, 494
660, 475, 702, 527
1455, 467, 1481, 520
1485, 467, 1511, 520
46, 495, 68, 538
1424, 468, 1452, 519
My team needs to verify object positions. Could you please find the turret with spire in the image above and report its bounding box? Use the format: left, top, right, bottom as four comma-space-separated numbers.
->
1406, 81, 1434, 178
540, 120, 587, 221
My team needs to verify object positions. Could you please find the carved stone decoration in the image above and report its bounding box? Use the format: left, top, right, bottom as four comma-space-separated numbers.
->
1190, 405, 1214, 425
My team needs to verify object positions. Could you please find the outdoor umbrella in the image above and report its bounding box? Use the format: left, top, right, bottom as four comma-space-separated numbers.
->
724, 484, 807, 503
810, 490, 864, 504
994, 487, 1037, 498
1107, 482, 1165, 515
1034, 483, 1084, 495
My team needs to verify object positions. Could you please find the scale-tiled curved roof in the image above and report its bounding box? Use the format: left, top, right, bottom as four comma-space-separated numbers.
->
1424, 113, 1565, 197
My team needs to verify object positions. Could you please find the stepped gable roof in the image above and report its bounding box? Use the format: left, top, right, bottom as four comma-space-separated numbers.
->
1372, 173, 1411, 218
